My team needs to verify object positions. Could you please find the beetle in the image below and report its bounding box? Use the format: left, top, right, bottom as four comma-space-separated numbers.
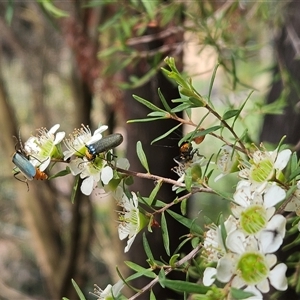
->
85, 133, 123, 161
12, 135, 48, 190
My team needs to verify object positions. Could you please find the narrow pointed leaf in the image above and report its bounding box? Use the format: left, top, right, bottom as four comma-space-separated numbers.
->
148, 179, 162, 205
208, 64, 219, 105
159, 279, 209, 294
230, 287, 255, 299
167, 210, 203, 235
71, 175, 80, 204
133, 95, 166, 113
150, 289, 157, 300
71, 279, 87, 300
158, 88, 172, 112
161, 212, 170, 256
143, 233, 154, 260
136, 141, 149, 173
151, 123, 182, 145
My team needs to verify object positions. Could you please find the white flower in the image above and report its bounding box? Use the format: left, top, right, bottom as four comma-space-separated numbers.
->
63, 124, 108, 160
239, 148, 291, 185
203, 215, 237, 263
284, 181, 300, 215
232, 184, 286, 237
24, 124, 65, 171
69, 156, 113, 195
216, 231, 287, 293
118, 192, 147, 253
214, 145, 238, 182
92, 280, 124, 300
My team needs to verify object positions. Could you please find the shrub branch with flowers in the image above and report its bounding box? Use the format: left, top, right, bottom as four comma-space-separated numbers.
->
12, 57, 300, 300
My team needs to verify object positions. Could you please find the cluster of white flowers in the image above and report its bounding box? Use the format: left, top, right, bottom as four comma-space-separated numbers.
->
202, 147, 292, 298
16, 124, 148, 256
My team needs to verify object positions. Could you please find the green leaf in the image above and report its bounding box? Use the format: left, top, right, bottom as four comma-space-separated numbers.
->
161, 212, 170, 256
150, 289, 157, 300
71, 175, 80, 204
222, 109, 240, 120
148, 180, 162, 206
180, 198, 187, 215
158, 88, 172, 113
230, 287, 255, 299
143, 233, 154, 260
167, 210, 203, 235
136, 141, 150, 173
208, 64, 219, 105
132, 95, 166, 113
193, 125, 221, 139
169, 254, 180, 267
38, 0, 69, 17
127, 117, 166, 123
147, 111, 168, 118
125, 261, 156, 278
141, 0, 158, 20
48, 167, 71, 179
71, 279, 87, 300
151, 123, 182, 145
159, 279, 209, 294
184, 168, 193, 192
171, 103, 191, 113
158, 268, 166, 287
5, 0, 14, 25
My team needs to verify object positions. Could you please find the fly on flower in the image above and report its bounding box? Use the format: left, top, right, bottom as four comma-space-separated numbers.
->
174, 129, 205, 165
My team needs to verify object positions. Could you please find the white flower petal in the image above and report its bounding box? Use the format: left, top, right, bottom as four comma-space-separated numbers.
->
39, 157, 51, 171
265, 254, 277, 269
54, 131, 65, 144
49, 124, 60, 134
216, 257, 235, 283
269, 263, 288, 291
259, 215, 286, 253
101, 166, 113, 184
124, 235, 136, 252
203, 267, 217, 286
264, 185, 286, 208
81, 176, 94, 195
116, 158, 130, 169
233, 187, 252, 207
226, 230, 245, 254
243, 286, 263, 300
256, 278, 270, 293
274, 149, 291, 170
231, 275, 245, 289
69, 158, 84, 175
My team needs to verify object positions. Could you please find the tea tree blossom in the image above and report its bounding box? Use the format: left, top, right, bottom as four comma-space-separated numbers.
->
232, 184, 286, 238
92, 281, 124, 300
239, 147, 291, 185
117, 192, 149, 253
204, 230, 287, 295
24, 124, 65, 171
215, 145, 239, 181
69, 156, 113, 195
217, 231, 287, 294
63, 124, 108, 160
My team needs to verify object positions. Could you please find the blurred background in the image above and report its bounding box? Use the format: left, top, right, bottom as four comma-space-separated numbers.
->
0, 1, 299, 299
